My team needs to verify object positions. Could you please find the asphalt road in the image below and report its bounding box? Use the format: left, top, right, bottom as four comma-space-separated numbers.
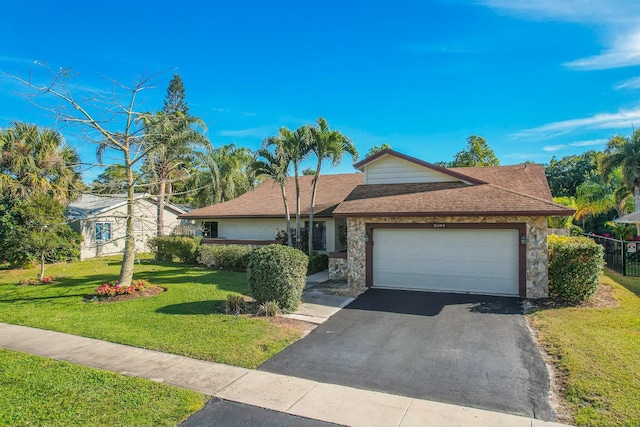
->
259, 289, 555, 421
179, 398, 344, 427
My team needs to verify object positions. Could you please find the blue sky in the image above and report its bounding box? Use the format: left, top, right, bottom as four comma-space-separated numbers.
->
2, 0, 640, 182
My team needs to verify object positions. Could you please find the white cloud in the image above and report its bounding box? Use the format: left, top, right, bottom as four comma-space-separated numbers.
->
479, 0, 636, 23
512, 107, 640, 140
208, 107, 256, 117
543, 144, 566, 152
480, 0, 640, 70
615, 76, 640, 90
218, 125, 276, 139
0, 56, 36, 65
565, 29, 640, 70
568, 138, 608, 147
502, 152, 547, 160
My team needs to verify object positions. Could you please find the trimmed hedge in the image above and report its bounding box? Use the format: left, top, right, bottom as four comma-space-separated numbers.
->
198, 245, 254, 271
548, 235, 604, 304
148, 236, 201, 264
247, 245, 309, 312
307, 253, 328, 275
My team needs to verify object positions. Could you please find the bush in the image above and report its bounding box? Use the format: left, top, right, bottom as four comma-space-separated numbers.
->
225, 294, 245, 314
148, 236, 201, 264
198, 245, 254, 271
548, 235, 604, 304
94, 279, 146, 298
257, 301, 280, 317
247, 245, 309, 312
307, 253, 328, 275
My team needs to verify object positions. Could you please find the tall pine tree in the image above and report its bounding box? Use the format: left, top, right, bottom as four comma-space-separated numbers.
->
142, 74, 207, 235
162, 74, 189, 117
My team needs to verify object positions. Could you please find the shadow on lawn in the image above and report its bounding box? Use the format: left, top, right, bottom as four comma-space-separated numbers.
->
0, 293, 89, 303
156, 300, 224, 315
605, 268, 640, 298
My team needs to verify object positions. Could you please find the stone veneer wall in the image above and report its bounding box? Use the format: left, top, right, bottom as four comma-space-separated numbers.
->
346, 216, 549, 298
328, 257, 348, 281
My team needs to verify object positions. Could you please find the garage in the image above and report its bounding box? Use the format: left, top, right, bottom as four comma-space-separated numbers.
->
371, 227, 521, 296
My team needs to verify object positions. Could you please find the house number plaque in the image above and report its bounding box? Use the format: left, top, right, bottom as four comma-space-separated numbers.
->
433, 223, 446, 228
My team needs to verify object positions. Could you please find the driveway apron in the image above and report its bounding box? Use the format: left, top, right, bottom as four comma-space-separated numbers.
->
259, 289, 554, 421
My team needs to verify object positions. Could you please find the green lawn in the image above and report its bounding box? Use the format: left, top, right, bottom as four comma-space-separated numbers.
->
0, 256, 302, 368
0, 348, 205, 427
529, 270, 640, 427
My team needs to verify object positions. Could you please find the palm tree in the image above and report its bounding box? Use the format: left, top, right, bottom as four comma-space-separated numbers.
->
0, 122, 81, 203
600, 130, 640, 213
306, 117, 358, 255
192, 143, 254, 207
251, 147, 293, 246
573, 170, 632, 231
263, 126, 311, 249
139, 112, 208, 235
574, 181, 616, 228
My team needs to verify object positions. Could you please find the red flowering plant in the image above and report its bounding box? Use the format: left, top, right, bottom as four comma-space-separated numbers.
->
94, 279, 147, 298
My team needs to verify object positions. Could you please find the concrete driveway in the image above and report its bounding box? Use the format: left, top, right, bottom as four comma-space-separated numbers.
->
259, 289, 555, 421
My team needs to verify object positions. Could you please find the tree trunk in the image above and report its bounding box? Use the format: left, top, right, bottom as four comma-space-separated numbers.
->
39, 252, 45, 281
157, 176, 166, 236
308, 160, 322, 256
119, 152, 136, 286
280, 184, 293, 246
294, 164, 301, 250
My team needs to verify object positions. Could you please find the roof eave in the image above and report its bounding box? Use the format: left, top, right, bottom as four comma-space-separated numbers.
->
332, 209, 576, 218
178, 213, 335, 220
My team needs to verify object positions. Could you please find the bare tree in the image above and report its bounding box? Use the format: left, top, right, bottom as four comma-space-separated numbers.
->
7, 65, 162, 286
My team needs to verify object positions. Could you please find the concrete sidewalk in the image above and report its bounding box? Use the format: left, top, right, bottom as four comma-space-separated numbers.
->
285, 289, 354, 324
283, 270, 353, 324
0, 323, 569, 427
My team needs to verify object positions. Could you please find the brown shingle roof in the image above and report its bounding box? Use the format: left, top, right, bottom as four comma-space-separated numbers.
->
449, 163, 553, 201
332, 182, 574, 217
180, 173, 364, 219
180, 155, 573, 219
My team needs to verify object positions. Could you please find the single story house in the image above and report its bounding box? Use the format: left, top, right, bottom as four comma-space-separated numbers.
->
181, 149, 574, 298
180, 173, 364, 251
67, 193, 188, 259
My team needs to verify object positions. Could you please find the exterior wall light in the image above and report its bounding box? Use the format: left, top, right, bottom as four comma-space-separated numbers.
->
520, 235, 528, 245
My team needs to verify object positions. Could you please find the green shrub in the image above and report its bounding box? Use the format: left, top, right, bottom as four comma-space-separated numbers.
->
548, 235, 604, 304
225, 294, 245, 314
257, 301, 280, 317
307, 253, 329, 275
198, 245, 254, 271
247, 245, 308, 312
148, 236, 201, 264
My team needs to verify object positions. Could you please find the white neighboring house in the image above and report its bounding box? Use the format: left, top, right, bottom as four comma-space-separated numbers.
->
67, 193, 189, 259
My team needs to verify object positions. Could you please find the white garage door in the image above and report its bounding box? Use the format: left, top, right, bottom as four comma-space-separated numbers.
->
372, 228, 519, 296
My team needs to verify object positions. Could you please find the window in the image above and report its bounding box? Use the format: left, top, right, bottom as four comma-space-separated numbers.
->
134, 219, 142, 233
305, 221, 326, 251
202, 221, 218, 238
95, 222, 112, 241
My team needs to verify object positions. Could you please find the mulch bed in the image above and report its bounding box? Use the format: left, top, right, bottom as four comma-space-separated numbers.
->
529, 282, 619, 310
579, 282, 618, 308
214, 294, 316, 335
84, 286, 166, 303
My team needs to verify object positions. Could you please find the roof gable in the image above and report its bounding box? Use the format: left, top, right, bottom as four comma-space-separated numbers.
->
353, 149, 485, 185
